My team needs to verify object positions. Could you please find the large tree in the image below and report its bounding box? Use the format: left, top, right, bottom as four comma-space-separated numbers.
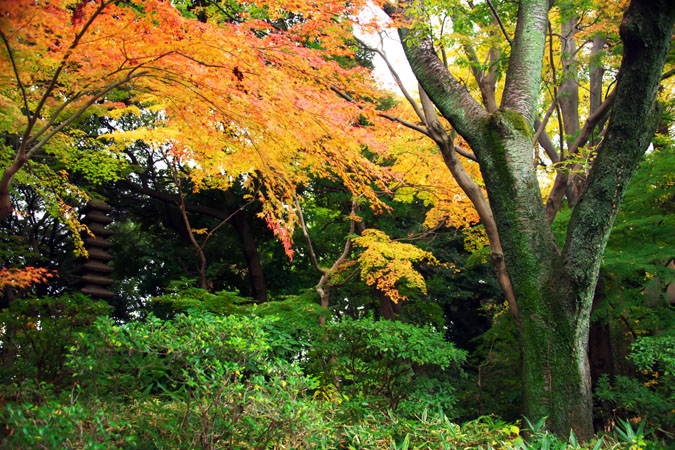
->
386, 0, 674, 440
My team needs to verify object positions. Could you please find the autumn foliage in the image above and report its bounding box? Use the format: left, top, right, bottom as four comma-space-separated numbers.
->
0, 267, 56, 290
0, 0, 398, 253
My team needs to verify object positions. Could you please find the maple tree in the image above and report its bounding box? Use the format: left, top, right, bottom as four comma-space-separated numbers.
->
295, 193, 359, 324
0, 0, 395, 257
0, 267, 56, 290
380, 0, 674, 440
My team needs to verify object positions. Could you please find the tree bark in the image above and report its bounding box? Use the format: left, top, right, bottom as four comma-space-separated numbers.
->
223, 190, 267, 303
393, 0, 674, 440
548, 0, 674, 437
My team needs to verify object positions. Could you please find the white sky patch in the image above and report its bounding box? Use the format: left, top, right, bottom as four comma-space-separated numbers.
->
354, 4, 418, 97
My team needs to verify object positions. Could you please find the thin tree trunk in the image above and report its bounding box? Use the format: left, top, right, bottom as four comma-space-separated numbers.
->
589, 35, 606, 145
223, 190, 267, 302
558, 16, 582, 206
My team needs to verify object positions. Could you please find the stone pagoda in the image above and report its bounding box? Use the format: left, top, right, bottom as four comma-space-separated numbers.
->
74, 200, 115, 299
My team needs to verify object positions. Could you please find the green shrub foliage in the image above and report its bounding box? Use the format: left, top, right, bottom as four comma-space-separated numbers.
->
313, 316, 467, 418
0, 294, 111, 391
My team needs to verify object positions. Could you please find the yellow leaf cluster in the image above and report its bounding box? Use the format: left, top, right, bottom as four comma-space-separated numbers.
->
353, 229, 437, 303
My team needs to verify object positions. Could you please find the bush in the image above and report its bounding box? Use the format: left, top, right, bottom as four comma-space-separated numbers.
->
595, 334, 674, 433
0, 294, 111, 392
3, 400, 135, 449
312, 316, 467, 418
62, 311, 325, 449
148, 287, 324, 362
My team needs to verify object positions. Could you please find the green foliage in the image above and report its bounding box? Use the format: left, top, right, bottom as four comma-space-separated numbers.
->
314, 316, 466, 417
0, 294, 111, 389
2, 303, 660, 449
597, 144, 674, 333
4, 400, 136, 449
595, 334, 675, 431
506, 416, 605, 450
336, 413, 520, 450
149, 287, 323, 360
630, 335, 675, 375
61, 312, 325, 448
458, 303, 521, 421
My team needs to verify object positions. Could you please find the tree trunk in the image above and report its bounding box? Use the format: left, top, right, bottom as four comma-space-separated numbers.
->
394, 0, 674, 440
559, 15, 582, 206
224, 190, 268, 303
232, 212, 268, 303
548, 0, 673, 437
588, 35, 606, 146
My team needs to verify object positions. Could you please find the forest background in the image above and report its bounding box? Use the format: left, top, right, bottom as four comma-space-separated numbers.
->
0, 0, 673, 448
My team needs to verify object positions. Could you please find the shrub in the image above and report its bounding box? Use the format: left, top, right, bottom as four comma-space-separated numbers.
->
0, 294, 111, 391
595, 334, 674, 433
312, 316, 467, 418
62, 312, 325, 448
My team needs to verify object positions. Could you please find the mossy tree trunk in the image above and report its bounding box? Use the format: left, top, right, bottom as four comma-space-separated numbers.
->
392, 0, 674, 440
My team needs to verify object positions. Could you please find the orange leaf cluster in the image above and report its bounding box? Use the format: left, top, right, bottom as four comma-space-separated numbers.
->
0, 0, 393, 255
353, 229, 438, 304
0, 267, 57, 290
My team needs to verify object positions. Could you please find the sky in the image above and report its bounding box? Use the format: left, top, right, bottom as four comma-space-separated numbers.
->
353, 4, 418, 97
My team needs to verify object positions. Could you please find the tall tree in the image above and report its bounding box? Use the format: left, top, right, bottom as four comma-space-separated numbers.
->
386, 0, 674, 440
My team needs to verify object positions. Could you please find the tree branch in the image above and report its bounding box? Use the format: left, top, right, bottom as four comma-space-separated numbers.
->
500, 0, 549, 124
355, 36, 427, 124
26, 72, 149, 157
295, 196, 326, 276
0, 30, 30, 123
378, 113, 431, 137
485, 0, 513, 46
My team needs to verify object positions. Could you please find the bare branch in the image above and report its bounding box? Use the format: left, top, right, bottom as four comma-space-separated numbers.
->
486, 0, 513, 46
533, 99, 557, 148
378, 113, 431, 137
0, 30, 30, 123
26, 71, 150, 157
355, 36, 427, 124
294, 196, 326, 276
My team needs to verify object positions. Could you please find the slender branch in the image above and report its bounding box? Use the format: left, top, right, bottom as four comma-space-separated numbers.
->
533, 116, 560, 163
486, 0, 513, 46
355, 36, 426, 124
661, 67, 675, 80
294, 196, 326, 276
198, 198, 255, 252
545, 87, 616, 222
0, 30, 30, 123
162, 151, 208, 289
378, 113, 431, 137
27, 91, 87, 145
332, 197, 358, 270
122, 179, 249, 222
24, 0, 114, 145
453, 144, 478, 162
566, 87, 616, 156
328, 267, 360, 289
26, 72, 149, 157
533, 98, 557, 148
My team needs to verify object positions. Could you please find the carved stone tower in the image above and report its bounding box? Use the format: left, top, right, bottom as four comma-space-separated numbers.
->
74, 200, 114, 299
